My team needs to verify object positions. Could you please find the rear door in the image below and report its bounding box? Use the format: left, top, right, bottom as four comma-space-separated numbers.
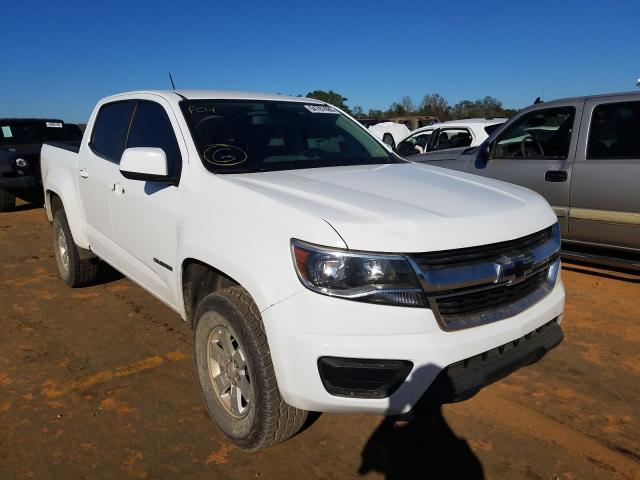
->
569, 95, 640, 251
79, 100, 136, 261
464, 102, 583, 237
109, 97, 185, 305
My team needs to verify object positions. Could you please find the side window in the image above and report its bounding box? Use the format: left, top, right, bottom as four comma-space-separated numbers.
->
492, 107, 575, 160
90, 101, 136, 163
587, 101, 640, 159
432, 128, 472, 151
396, 131, 432, 156
126, 101, 182, 176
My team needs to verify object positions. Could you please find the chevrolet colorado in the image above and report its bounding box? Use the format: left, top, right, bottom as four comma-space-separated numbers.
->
41, 90, 565, 450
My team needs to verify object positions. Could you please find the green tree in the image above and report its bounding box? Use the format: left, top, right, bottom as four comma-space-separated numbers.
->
367, 109, 385, 120
305, 90, 351, 113
351, 105, 365, 118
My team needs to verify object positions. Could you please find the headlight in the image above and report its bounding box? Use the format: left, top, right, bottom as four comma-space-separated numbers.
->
291, 239, 427, 307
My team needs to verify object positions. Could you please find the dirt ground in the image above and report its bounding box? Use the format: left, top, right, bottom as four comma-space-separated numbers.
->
1, 202, 639, 480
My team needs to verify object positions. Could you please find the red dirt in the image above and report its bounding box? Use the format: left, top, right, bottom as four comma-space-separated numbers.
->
1, 203, 638, 479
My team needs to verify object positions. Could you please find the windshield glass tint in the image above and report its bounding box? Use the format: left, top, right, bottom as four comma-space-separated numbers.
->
181, 100, 398, 173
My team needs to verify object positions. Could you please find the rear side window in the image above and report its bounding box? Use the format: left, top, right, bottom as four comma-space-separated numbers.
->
90, 101, 136, 163
433, 128, 472, 151
492, 107, 575, 159
587, 101, 640, 159
127, 101, 182, 176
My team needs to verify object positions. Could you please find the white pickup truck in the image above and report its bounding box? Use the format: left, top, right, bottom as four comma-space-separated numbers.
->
41, 90, 565, 451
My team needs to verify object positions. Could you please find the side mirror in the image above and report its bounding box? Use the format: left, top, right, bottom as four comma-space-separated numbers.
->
119, 147, 172, 182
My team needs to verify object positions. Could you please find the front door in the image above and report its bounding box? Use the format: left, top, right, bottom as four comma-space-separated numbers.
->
109, 97, 185, 306
465, 101, 583, 237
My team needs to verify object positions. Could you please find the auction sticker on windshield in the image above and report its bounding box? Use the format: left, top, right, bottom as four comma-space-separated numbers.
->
46, 122, 63, 128
1, 126, 12, 138
304, 105, 339, 114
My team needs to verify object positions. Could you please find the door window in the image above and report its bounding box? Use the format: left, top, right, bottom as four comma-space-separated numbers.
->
432, 128, 472, 151
587, 101, 640, 159
396, 131, 432, 156
492, 107, 575, 159
90, 101, 136, 163
127, 101, 182, 176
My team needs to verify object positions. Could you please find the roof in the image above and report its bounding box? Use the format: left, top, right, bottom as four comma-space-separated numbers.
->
105, 90, 325, 104
0, 118, 64, 122
531, 90, 640, 107
441, 118, 507, 125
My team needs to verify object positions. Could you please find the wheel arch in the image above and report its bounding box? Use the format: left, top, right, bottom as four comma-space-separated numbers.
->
181, 258, 242, 327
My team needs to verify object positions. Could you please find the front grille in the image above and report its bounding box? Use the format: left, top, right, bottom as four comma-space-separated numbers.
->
413, 226, 552, 269
434, 268, 548, 320
408, 224, 560, 331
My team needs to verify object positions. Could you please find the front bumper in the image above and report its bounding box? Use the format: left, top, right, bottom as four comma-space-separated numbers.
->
261, 279, 565, 415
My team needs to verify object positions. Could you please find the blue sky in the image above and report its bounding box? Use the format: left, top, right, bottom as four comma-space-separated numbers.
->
1, 0, 639, 122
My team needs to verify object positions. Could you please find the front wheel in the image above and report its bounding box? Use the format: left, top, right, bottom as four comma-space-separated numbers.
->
194, 287, 308, 451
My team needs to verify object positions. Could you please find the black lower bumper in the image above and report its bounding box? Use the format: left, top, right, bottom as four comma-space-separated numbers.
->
419, 319, 563, 405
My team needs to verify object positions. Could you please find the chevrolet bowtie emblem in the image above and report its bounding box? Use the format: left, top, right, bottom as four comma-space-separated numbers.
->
495, 252, 534, 284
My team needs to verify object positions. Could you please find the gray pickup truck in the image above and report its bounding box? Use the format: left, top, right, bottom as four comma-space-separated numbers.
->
413, 92, 640, 268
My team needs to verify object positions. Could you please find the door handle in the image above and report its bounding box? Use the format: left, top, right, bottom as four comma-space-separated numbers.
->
79, 168, 89, 178
545, 170, 568, 182
112, 183, 125, 195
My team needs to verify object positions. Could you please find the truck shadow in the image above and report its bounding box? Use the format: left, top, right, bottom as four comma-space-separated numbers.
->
562, 262, 640, 284
358, 365, 484, 479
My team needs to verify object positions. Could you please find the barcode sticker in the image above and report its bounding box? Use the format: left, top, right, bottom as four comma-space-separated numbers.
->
46, 122, 63, 128
304, 104, 339, 114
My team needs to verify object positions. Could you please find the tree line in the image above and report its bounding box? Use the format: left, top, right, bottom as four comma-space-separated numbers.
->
304, 90, 519, 121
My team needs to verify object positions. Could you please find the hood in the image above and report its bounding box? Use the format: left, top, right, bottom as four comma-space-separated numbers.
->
224, 163, 557, 252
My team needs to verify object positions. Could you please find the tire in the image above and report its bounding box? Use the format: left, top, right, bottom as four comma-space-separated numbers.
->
52, 209, 99, 287
0, 188, 16, 212
194, 286, 308, 451
382, 133, 396, 149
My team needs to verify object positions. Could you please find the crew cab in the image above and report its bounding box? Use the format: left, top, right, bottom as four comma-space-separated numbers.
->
41, 90, 565, 451
414, 92, 640, 266
0, 118, 82, 211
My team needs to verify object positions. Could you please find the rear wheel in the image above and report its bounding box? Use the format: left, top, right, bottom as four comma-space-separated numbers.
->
194, 286, 308, 451
52, 209, 99, 287
0, 188, 16, 212
382, 133, 396, 149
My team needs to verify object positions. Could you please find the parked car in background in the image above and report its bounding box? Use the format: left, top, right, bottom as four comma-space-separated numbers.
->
367, 121, 411, 148
42, 89, 564, 450
395, 118, 507, 157
414, 92, 640, 265
0, 118, 81, 211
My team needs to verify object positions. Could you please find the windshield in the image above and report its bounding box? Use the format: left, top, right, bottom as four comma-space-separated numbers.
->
181, 100, 400, 173
0, 120, 72, 145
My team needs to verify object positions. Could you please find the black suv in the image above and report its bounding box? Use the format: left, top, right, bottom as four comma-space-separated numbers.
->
0, 119, 82, 211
